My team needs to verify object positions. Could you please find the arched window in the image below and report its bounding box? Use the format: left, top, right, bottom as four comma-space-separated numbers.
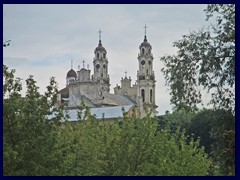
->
146, 69, 148, 74
150, 89, 153, 103
97, 52, 100, 58
141, 89, 145, 102
103, 53, 106, 58
141, 48, 145, 55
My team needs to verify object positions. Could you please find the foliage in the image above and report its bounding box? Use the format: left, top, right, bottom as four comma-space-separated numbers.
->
158, 108, 235, 175
56, 114, 211, 176
3, 65, 212, 176
3, 65, 64, 175
159, 4, 235, 176
160, 4, 235, 113
160, 109, 196, 132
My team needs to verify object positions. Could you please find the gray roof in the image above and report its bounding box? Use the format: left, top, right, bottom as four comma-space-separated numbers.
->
99, 93, 136, 106
90, 105, 133, 119
48, 105, 134, 122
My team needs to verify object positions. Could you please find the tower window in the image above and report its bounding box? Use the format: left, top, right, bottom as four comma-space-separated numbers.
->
142, 48, 145, 55
150, 89, 153, 103
97, 52, 100, 58
146, 69, 148, 74
141, 89, 145, 103
101, 73, 103, 77
103, 53, 106, 58
96, 64, 100, 69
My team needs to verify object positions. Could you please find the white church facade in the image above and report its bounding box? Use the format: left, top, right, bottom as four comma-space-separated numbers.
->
58, 29, 157, 121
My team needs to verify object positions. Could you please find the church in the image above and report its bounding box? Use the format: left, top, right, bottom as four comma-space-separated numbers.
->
58, 28, 157, 121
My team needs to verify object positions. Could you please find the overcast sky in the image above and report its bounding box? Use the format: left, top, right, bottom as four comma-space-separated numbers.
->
3, 4, 210, 115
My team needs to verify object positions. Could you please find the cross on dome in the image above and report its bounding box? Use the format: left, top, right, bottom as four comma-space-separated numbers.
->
98, 29, 102, 42
82, 59, 85, 68
144, 25, 147, 36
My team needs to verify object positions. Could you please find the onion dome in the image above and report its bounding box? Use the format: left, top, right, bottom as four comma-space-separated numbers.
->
94, 40, 106, 53
67, 69, 77, 78
140, 35, 151, 48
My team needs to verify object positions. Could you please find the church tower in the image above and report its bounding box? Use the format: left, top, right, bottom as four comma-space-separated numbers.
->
136, 26, 157, 117
93, 29, 110, 93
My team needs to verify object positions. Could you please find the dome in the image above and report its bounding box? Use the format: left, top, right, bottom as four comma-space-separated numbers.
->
140, 36, 151, 48
67, 69, 77, 78
94, 40, 106, 52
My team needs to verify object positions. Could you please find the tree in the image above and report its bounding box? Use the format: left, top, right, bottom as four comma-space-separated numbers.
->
56, 111, 212, 176
3, 65, 64, 175
160, 4, 235, 113
160, 4, 235, 175
4, 65, 212, 175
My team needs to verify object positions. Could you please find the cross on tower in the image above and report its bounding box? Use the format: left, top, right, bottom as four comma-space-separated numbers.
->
98, 29, 102, 41
82, 60, 85, 68
144, 25, 147, 36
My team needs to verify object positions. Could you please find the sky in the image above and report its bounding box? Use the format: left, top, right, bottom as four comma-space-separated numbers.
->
3, 4, 210, 115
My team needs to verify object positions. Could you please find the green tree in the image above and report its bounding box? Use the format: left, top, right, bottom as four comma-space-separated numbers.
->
160, 4, 235, 113
160, 4, 235, 175
4, 65, 212, 176
57, 111, 212, 176
3, 65, 64, 175
160, 109, 196, 132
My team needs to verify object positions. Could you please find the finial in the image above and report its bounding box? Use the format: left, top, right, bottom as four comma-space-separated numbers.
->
125, 71, 127, 78
87, 64, 89, 70
71, 59, 73, 69
144, 25, 147, 41
78, 65, 80, 71
82, 59, 85, 68
98, 28, 102, 45
144, 25, 147, 36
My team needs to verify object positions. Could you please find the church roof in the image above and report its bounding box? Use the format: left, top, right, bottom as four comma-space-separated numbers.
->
100, 93, 136, 106
59, 87, 69, 99
67, 69, 77, 78
48, 105, 135, 121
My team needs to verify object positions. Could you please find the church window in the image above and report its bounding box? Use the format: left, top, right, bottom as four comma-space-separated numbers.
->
142, 48, 145, 55
150, 89, 153, 103
96, 64, 100, 69
103, 53, 106, 58
141, 60, 145, 65
148, 60, 152, 65
101, 73, 103, 77
146, 69, 148, 74
141, 89, 145, 102
103, 64, 106, 69
97, 52, 100, 58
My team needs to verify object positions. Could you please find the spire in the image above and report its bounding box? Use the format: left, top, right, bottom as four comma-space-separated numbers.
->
98, 28, 102, 46
71, 59, 73, 69
82, 59, 85, 69
144, 25, 147, 42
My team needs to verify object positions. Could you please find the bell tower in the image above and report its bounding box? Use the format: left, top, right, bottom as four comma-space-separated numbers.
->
136, 26, 157, 117
93, 29, 110, 93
